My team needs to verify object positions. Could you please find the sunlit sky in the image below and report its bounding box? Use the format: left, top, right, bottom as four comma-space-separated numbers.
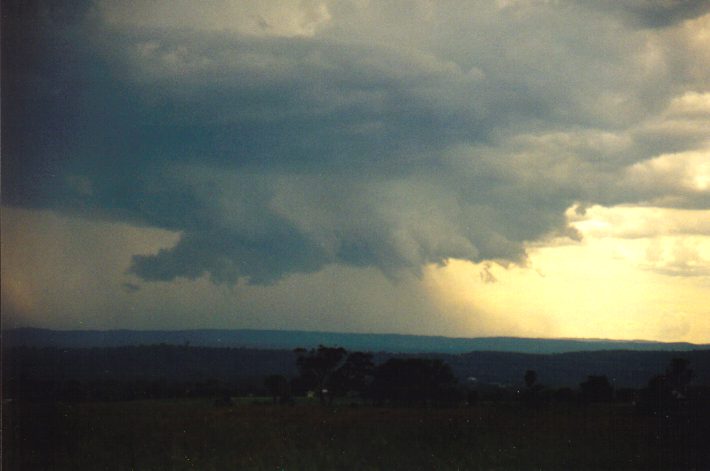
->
2, 1, 709, 343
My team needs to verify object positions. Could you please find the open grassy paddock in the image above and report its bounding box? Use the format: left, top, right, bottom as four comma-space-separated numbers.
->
4, 398, 708, 470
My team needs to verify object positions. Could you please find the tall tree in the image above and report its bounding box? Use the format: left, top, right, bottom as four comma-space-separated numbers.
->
371, 358, 458, 405
638, 357, 694, 415
330, 351, 375, 398
522, 369, 541, 405
666, 358, 693, 396
294, 345, 347, 404
579, 375, 613, 402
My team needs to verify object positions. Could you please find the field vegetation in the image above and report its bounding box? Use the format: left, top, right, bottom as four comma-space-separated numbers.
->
3, 345, 709, 469
5, 397, 710, 470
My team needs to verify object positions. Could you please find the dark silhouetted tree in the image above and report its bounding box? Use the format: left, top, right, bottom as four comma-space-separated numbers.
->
371, 358, 459, 405
524, 370, 537, 389
522, 369, 543, 405
579, 375, 613, 402
330, 351, 375, 399
666, 358, 693, 397
638, 357, 694, 415
294, 345, 347, 404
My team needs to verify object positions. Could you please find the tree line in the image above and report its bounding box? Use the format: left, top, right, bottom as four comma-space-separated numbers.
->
276, 346, 461, 406
259, 346, 706, 413
3, 344, 706, 414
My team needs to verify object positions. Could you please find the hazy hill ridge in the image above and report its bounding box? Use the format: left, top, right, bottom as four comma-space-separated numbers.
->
3, 328, 706, 354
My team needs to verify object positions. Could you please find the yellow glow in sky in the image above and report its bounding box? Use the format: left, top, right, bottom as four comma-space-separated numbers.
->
2, 203, 709, 343
424, 205, 710, 343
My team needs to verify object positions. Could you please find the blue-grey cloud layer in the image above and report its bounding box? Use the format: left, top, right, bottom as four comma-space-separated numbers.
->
3, 0, 709, 285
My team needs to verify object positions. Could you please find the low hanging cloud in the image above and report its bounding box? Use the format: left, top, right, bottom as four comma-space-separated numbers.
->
2, 0, 709, 286
599, 0, 710, 29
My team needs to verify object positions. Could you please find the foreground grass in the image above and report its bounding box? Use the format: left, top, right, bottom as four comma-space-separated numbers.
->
4, 399, 709, 470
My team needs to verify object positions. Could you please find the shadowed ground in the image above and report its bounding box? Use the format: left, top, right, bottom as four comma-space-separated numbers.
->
4, 399, 709, 470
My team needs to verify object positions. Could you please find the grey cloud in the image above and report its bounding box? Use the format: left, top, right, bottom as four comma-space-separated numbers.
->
130, 226, 329, 285
480, 264, 498, 284
601, 0, 710, 28
128, 165, 563, 284
3, 0, 709, 285
122, 282, 140, 293
642, 238, 710, 277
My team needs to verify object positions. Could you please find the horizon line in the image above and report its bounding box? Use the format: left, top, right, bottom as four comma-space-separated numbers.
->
3, 326, 707, 346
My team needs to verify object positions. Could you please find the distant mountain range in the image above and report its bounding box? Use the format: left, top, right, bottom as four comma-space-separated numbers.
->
3, 328, 707, 354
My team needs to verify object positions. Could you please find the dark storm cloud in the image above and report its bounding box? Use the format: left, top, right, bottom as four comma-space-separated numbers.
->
130, 219, 330, 285
3, 0, 708, 285
603, 0, 710, 28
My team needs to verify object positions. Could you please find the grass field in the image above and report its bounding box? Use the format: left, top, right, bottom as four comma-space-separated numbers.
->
4, 398, 709, 470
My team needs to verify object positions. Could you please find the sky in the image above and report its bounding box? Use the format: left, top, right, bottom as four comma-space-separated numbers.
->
2, 0, 709, 342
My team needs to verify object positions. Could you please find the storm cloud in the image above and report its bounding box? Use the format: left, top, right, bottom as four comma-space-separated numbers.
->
3, 0, 709, 286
